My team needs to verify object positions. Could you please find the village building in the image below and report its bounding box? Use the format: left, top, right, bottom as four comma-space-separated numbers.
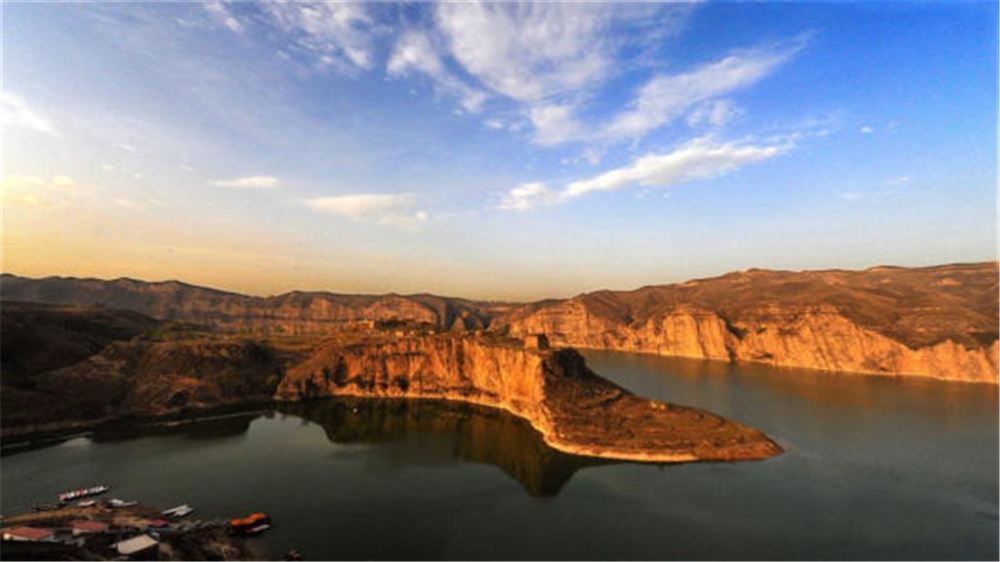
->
2, 526, 55, 542
71, 520, 109, 535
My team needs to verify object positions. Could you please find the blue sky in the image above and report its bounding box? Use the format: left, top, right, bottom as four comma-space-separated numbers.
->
2, 1, 996, 300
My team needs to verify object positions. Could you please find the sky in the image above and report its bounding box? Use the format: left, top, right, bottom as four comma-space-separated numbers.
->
1, 1, 997, 301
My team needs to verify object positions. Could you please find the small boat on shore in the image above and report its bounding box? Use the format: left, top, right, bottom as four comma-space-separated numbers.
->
77, 500, 96, 508
109, 498, 138, 508
58, 485, 109, 503
162, 505, 195, 518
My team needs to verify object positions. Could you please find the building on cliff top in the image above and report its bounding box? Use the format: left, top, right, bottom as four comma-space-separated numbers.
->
524, 334, 549, 350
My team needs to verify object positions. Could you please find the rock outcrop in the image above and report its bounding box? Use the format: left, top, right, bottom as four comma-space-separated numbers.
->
492, 263, 999, 383
276, 334, 782, 463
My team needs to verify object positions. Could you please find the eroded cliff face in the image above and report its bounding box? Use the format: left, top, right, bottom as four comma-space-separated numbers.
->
276, 334, 783, 463
498, 304, 998, 383
494, 263, 1000, 383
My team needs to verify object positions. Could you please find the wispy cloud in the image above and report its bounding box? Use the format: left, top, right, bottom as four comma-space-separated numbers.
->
262, 2, 376, 72
203, 1, 243, 34
687, 99, 743, 128
859, 125, 874, 134
885, 175, 911, 187
210, 175, 281, 189
500, 137, 789, 210
1, 92, 57, 135
601, 39, 806, 142
306, 193, 428, 225
387, 31, 487, 113
426, 2, 699, 146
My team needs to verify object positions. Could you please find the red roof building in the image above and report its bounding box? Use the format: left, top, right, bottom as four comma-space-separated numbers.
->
2, 526, 55, 541
72, 520, 109, 534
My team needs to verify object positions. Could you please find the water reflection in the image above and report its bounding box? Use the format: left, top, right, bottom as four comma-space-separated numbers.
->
278, 398, 605, 496
4, 398, 605, 497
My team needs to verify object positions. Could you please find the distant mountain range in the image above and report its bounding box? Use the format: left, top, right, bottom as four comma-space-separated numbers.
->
3, 261, 997, 382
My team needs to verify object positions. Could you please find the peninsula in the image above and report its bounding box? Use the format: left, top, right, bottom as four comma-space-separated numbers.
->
0, 301, 781, 462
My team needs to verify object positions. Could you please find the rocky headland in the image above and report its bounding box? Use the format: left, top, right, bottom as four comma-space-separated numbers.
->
0, 303, 780, 462
275, 333, 781, 462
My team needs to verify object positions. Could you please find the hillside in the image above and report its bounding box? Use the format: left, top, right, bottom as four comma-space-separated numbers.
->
3, 262, 997, 382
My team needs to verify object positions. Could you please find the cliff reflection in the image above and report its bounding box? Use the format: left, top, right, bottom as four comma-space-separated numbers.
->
278, 398, 606, 496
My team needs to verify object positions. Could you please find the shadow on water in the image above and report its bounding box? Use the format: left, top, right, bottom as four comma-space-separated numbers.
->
277, 397, 608, 497
3, 397, 610, 497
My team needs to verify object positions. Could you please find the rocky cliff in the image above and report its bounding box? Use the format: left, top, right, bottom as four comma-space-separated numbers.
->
492, 263, 999, 383
276, 333, 782, 463
0, 274, 503, 333
4, 261, 996, 382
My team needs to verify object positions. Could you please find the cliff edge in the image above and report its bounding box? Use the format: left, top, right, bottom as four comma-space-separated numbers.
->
276, 334, 783, 463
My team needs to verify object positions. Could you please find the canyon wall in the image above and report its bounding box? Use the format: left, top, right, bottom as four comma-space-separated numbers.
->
4, 261, 996, 382
492, 263, 999, 383
276, 334, 782, 463
496, 302, 998, 383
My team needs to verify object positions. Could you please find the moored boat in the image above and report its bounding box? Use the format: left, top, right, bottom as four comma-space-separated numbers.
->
58, 485, 109, 503
108, 498, 138, 508
162, 504, 195, 517
227, 512, 271, 535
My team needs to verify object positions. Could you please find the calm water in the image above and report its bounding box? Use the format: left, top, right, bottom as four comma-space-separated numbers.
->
2, 352, 997, 560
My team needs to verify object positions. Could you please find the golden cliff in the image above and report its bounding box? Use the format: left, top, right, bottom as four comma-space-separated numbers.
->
493, 263, 999, 383
275, 333, 782, 463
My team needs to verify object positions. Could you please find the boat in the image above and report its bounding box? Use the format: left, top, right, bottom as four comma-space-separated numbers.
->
227, 512, 271, 535
108, 498, 138, 508
162, 505, 195, 518
77, 500, 96, 508
58, 485, 109, 503
245, 523, 271, 536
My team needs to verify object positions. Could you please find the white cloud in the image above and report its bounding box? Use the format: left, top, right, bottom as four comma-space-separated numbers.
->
432, 3, 693, 145
262, 2, 375, 72
210, 175, 281, 189
1, 92, 56, 135
528, 104, 586, 146
859, 125, 874, 134
387, 31, 487, 113
687, 99, 742, 128
203, 1, 244, 34
603, 42, 803, 142
499, 182, 559, 211
885, 175, 911, 187
435, 2, 620, 103
501, 137, 789, 210
306, 193, 428, 225
101, 163, 116, 172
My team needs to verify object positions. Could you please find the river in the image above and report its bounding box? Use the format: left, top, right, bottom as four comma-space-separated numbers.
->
2, 352, 996, 560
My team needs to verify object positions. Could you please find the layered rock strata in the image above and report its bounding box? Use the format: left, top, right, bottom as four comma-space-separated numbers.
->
276, 334, 783, 463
